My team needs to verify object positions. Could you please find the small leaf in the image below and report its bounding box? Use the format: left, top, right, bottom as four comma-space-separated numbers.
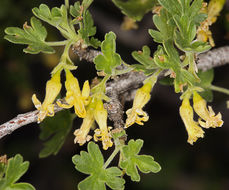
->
39, 110, 73, 158
89, 37, 101, 48
188, 0, 203, 19
151, 9, 175, 40
82, 0, 94, 10
132, 46, 158, 75
174, 30, 211, 53
148, 29, 164, 43
32, 4, 67, 28
120, 139, 161, 182
94, 32, 121, 75
111, 0, 157, 21
70, 2, 81, 18
79, 10, 99, 47
0, 154, 35, 190
4, 17, 54, 54
158, 0, 182, 15
72, 142, 125, 190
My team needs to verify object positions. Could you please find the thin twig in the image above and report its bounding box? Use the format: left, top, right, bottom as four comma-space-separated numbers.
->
0, 46, 229, 140
197, 46, 229, 71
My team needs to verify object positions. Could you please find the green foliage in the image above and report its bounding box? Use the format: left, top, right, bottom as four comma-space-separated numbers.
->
72, 142, 125, 190
196, 69, 214, 102
32, 4, 68, 30
149, 9, 175, 42
78, 10, 100, 48
4, 17, 54, 54
131, 46, 158, 75
120, 139, 161, 182
0, 154, 35, 190
70, 1, 81, 18
111, 0, 157, 21
39, 110, 73, 158
70, 0, 100, 48
94, 32, 121, 75
156, 0, 211, 53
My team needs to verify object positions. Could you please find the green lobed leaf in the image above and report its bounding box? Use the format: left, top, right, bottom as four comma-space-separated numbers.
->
188, 0, 203, 19
174, 30, 211, 53
131, 46, 158, 75
94, 32, 121, 75
120, 139, 161, 182
32, 4, 67, 28
79, 10, 99, 47
148, 29, 164, 43
70, 2, 81, 18
158, 0, 182, 15
75, 0, 100, 48
153, 45, 172, 69
82, 0, 94, 10
72, 142, 125, 190
0, 154, 35, 190
39, 110, 73, 158
111, 0, 157, 21
152, 9, 175, 41
4, 17, 54, 54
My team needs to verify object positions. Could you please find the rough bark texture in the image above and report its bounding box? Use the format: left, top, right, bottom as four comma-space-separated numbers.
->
197, 46, 229, 71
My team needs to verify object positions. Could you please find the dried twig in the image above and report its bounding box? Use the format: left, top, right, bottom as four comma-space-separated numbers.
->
197, 46, 229, 71
0, 46, 229, 140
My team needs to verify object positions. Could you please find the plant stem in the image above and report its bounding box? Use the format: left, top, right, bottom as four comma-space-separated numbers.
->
209, 85, 229, 96
103, 147, 120, 169
46, 40, 68, 46
65, 0, 69, 9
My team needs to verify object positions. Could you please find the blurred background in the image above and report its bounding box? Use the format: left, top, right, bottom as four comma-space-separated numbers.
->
0, 0, 229, 189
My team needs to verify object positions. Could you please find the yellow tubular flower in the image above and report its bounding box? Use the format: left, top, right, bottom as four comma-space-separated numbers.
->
74, 105, 94, 146
180, 97, 205, 145
57, 70, 90, 118
32, 71, 62, 123
125, 81, 152, 128
197, 0, 225, 47
208, 0, 225, 24
193, 91, 223, 128
94, 99, 113, 150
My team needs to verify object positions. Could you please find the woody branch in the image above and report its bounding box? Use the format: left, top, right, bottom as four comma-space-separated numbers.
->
0, 46, 229, 140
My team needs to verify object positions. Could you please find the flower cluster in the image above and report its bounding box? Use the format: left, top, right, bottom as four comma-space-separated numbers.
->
74, 98, 113, 150
180, 91, 223, 145
197, 0, 225, 47
32, 69, 113, 150
32, 69, 90, 123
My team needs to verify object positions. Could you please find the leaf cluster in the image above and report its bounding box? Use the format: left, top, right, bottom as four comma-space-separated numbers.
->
4, 0, 99, 55
94, 32, 121, 75
120, 139, 161, 182
72, 142, 125, 190
0, 154, 35, 190
73, 139, 161, 190
133, 0, 212, 93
